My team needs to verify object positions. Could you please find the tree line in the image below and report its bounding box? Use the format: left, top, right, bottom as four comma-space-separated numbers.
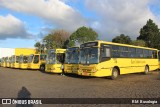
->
35, 19, 160, 53
112, 19, 160, 49
34, 26, 98, 53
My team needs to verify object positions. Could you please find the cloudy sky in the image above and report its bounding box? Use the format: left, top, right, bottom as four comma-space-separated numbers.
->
0, 0, 160, 48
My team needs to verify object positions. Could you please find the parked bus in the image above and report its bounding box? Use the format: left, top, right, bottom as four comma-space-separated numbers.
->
19, 54, 29, 69
78, 40, 159, 79
11, 55, 20, 68
4, 57, 9, 67
45, 49, 66, 73
10, 48, 36, 68
0, 58, 2, 67
27, 54, 47, 71
64, 47, 80, 74
1, 57, 5, 67
9, 57, 13, 67
6, 57, 11, 67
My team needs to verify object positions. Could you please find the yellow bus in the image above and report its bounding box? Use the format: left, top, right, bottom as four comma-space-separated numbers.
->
45, 49, 66, 73
11, 55, 20, 68
0, 58, 1, 67
1, 57, 5, 67
8, 57, 12, 67
0, 58, 3, 67
78, 41, 159, 79
11, 48, 36, 68
19, 54, 29, 69
6, 57, 11, 67
27, 54, 47, 71
64, 47, 79, 74
4, 57, 9, 67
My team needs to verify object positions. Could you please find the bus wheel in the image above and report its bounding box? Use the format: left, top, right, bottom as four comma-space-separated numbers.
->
144, 66, 149, 75
111, 68, 119, 80
40, 65, 45, 71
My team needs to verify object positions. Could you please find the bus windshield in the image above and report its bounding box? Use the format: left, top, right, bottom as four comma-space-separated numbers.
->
65, 48, 79, 64
19, 55, 23, 63
12, 56, 19, 63
46, 50, 56, 64
9, 58, 11, 62
16, 56, 20, 63
19, 56, 28, 63
5, 57, 9, 62
28, 54, 34, 63
23, 56, 28, 63
1, 58, 3, 63
80, 47, 99, 64
11, 56, 15, 63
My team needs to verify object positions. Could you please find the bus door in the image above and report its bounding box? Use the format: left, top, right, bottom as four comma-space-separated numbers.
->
56, 53, 65, 71
100, 44, 111, 74
33, 55, 40, 68
40, 55, 46, 64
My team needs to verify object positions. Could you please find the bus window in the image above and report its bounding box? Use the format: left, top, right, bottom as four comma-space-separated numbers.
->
56, 53, 65, 64
40, 55, 46, 60
143, 49, 149, 58
148, 50, 152, 58
152, 51, 157, 58
100, 45, 111, 62
136, 48, 143, 58
23, 56, 28, 63
130, 48, 136, 58
111, 45, 120, 58
33, 55, 39, 64
16, 56, 19, 63
120, 46, 129, 57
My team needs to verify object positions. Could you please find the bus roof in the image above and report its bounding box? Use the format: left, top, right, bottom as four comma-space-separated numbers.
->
82, 40, 158, 50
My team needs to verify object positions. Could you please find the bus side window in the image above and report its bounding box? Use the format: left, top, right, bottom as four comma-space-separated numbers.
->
148, 50, 152, 58
152, 51, 157, 59
143, 49, 149, 58
100, 45, 111, 62
130, 48, 136, 58
40, 55, 46, 60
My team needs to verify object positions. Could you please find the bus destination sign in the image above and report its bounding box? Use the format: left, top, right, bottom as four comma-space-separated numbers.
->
80, 42, 98, 48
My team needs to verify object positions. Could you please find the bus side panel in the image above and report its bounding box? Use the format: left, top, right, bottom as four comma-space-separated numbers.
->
45, 64, 62, 73
147, 59, 158, 71
64, 64, 72, 73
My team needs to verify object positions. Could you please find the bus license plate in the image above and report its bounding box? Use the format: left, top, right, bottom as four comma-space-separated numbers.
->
83, 72, 88, 76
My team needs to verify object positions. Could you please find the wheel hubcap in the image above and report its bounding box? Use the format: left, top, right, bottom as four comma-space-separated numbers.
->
41, 66, 44, 70
113, 71, 118, 77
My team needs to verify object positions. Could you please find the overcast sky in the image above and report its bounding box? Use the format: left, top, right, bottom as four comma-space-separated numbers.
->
0, 0, 160, 48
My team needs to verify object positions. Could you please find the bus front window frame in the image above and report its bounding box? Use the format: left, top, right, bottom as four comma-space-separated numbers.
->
28, 54, 34, 63
80, 47, 99, 64
65, 48, 79, 64
46, 51, 56, 64
19, 55, 23, 63
33, 55, 39, 64
23, 56, 28, 63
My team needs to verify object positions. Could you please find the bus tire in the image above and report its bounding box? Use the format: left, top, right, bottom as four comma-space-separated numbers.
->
111, 68, 119, 80
40, 65, 45, 72
144, 66, 149, 75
